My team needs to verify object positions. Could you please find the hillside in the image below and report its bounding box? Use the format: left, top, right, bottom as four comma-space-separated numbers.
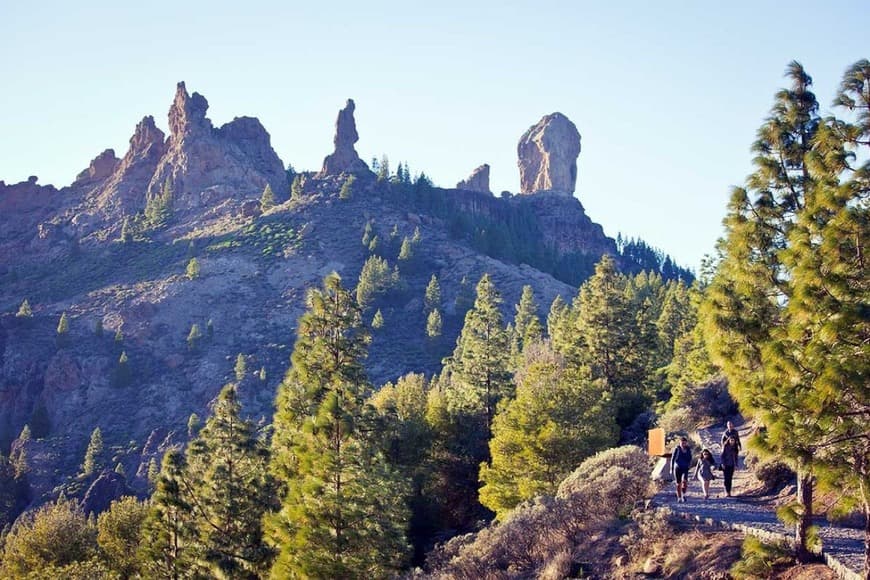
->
0, 83, 690, 507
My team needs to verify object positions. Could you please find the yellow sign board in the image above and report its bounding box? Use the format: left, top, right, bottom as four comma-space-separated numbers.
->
648, 427, 666, 456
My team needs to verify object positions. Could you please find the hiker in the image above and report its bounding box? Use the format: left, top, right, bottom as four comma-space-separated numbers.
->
721, 436, 739, 497
721, 420, 741, 451
671, 437, 692, 502
695, 448, 716, 499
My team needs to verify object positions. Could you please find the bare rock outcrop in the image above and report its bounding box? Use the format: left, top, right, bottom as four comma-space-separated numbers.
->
517, 113, 581, 195
83, 116, 167, 216
456, 164, 491, 194
72, 149, 120, 188
318, 99, 372, 177
147, 82, 287, 211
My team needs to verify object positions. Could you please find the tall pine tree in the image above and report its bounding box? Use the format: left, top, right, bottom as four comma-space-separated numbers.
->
184, 384, 275, 578
265, 273, 410, 578
703, 61, 825, 559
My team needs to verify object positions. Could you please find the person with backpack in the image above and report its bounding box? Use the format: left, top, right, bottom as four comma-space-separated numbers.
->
671, 436, 692, 502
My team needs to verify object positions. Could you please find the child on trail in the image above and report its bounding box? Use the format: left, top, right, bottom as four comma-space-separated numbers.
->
720, 436, 739, 497
695, 448, 716, 499
671, 437, 692, 503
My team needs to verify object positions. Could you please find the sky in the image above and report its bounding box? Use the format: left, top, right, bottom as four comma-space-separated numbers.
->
1, 1, 867, 272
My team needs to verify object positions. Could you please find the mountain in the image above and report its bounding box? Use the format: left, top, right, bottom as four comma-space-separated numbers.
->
0, 82, 688, 508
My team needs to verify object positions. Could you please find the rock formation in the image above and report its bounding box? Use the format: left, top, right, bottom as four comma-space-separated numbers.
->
84, 116, 167, 215
318, 99, 371, 177
456, 164, 491, 194
146, 82, 288, 211
517, 113, 581, 195
72, 149, 120, 189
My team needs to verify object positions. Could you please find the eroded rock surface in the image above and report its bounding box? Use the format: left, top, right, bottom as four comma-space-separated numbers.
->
517, 113, 581, 195
318, 99, 371, 177
456, 164, 491, 194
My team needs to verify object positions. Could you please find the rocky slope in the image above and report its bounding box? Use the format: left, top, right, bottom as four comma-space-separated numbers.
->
0, 83, 632, 509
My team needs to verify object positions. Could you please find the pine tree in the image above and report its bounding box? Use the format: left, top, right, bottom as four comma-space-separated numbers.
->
424, 274, 441, 314
377, 155, 390, 182
184, 384, 275, 578
361, 220, 373, 247
144, 179, 174, 229
234, 353, 247, 382
185, 257, 200, 280
290, 175, 304, 200
139, 450, 197, 578
356, 255, 394, 308
570, 256, 651, 428
114, 327, 123, 344
146, 457, 159, 486
511, 285, 543, 362
265, 273, 410, 578
411, 226, 421, 244
81, 427, 104, 477
372, 309, 384, 329
258, 366, 267, 382
16, 299, 32, 318
479, 343, 618, 519
206, 319, 214, 340
339, 174, 356, 200
260, 183, 276, 209
806, 61, 870, 571
426, 309, 442, 339
120, 216, 133, 243
398, 236, 413, 261
187, 323, 202, 351
97, 496, 147, 579
445, 273, 511, 436
702, 61, 828, 559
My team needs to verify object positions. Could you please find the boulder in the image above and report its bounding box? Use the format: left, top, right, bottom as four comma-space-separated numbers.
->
82, 469, 129, 515
517, 113, 581, 195
456, 164, 491, 194
318, 99, 372, 177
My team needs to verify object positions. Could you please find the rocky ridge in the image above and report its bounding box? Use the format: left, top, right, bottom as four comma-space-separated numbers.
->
0, 84, 653, 512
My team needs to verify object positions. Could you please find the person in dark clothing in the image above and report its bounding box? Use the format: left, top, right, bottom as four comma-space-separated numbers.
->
721, 421, 741, 451
720, 436, 739, 497
671, 437, 692, 502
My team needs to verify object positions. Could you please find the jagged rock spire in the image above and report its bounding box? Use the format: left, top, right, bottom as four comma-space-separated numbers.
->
318, 99, 371, 177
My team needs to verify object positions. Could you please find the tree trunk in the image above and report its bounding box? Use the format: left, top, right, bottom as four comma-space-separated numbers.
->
795, 469, 814, 563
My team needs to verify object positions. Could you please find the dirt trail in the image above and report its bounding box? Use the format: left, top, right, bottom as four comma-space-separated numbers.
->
654, 421, 865, 579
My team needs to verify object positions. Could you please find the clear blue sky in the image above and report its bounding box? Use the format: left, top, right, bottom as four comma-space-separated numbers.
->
1, 1, 867, 271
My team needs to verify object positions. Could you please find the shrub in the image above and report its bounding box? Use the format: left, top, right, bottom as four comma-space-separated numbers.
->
0, 497, 97, 577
